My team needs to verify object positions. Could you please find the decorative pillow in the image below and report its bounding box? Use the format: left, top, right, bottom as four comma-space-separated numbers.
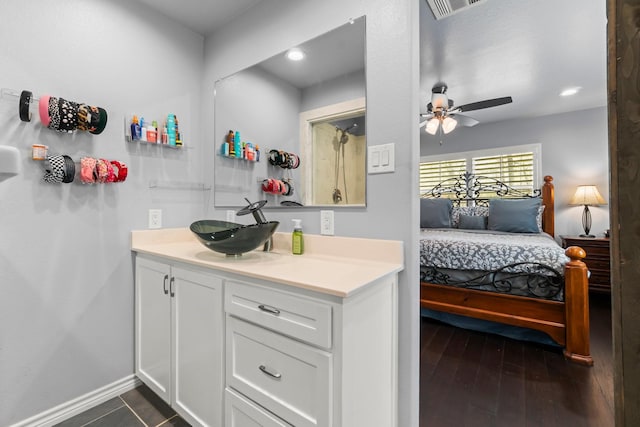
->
488, 198, 542, 233
450, 206, 489, 228
458, 214, 487, 230
420, 198, 453, 228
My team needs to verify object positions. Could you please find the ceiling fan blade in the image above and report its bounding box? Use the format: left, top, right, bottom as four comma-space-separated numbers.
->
449, 113, 479, 127
419, 119, 429, 128
454, 96, 513, 113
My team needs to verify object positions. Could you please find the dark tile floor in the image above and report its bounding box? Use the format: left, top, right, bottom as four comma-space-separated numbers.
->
54, 384, 191, 427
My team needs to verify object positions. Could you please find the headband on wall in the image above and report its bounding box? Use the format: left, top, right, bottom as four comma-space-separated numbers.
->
39, 95, 108, 134
41, 155, 128, 184
1, 88, 108, 134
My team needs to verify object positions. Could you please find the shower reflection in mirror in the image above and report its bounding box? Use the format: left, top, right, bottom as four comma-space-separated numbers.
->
311, 115, 366, 205
299, 96, 366, 207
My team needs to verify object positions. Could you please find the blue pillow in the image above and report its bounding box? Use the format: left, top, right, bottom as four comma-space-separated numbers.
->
488, 198, 542, 233
420, 198, 452, 228
458, 214, 487, 230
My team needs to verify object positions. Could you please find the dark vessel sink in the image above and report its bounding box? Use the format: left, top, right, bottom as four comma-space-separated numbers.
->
190, 220, 280, 256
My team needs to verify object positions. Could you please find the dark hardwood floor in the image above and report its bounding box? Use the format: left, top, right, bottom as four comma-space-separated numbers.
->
420, 293, 613, 427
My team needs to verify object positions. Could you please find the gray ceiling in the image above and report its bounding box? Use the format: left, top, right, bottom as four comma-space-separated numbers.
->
138, 0, 608, 126
134, 0, 263, 36
420, 0, 607, 126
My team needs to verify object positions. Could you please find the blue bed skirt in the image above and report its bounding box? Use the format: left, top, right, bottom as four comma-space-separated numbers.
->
421, 308, 560, 347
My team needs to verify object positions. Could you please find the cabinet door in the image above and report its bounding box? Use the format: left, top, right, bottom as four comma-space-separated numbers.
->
135, 257, 172, 402
172, 266, 224, 427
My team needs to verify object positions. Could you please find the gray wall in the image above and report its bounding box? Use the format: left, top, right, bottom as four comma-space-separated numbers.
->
203, 1, 420, 427
0, 0, 205, 424
420, 106, 610, 238
213, 66, 301, 206
301, 69, 366, 112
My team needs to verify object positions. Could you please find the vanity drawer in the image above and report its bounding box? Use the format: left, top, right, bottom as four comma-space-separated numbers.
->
226, 317, 332, 427
225, 280, 332, 349
225, 388, 292, 427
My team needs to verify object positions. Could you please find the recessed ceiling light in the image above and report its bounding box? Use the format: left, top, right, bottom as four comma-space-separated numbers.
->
560, 87, 581, 97
286, 48, 305, 61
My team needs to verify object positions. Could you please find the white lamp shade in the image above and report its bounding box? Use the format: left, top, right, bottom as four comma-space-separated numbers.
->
569, 185, 606, 206
425, 117, 439, 135
441, 116, 457, 134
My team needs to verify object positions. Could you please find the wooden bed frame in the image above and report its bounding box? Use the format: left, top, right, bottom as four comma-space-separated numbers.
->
420, 175, 593, 366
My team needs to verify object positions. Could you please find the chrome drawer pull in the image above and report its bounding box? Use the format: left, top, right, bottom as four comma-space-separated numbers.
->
258, 304, 281, 316
259, 365, 282, 379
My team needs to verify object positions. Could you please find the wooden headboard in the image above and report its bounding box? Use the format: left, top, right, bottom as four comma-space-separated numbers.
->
420, 173, 556, 237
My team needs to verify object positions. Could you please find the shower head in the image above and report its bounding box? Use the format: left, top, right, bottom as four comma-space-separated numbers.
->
336, 123, 358, 144
344, 123, 358, 133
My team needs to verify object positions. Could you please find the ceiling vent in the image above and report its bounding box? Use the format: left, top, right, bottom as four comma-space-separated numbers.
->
426, 0, 486, 20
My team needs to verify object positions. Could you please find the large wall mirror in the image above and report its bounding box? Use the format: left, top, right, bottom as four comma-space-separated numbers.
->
213, 16, 366, 208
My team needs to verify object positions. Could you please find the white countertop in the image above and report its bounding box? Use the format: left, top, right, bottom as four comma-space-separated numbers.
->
131, 228, 404, 298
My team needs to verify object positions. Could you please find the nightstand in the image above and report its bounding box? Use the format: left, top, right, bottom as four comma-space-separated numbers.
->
560, 235, 611, 293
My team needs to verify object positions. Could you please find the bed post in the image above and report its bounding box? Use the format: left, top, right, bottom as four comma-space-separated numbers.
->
563, 246, 593, 366
542, 175, 555, 237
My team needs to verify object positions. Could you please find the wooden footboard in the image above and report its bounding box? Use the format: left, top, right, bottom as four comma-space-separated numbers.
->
420, 246, 593, 366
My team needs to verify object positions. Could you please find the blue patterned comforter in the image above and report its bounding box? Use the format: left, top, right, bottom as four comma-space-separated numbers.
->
420, 229, 569, 274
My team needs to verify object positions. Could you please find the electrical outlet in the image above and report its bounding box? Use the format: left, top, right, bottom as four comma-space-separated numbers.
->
226, 210, 236, 222
148, 209, 162, 229
320, 210, 334, 235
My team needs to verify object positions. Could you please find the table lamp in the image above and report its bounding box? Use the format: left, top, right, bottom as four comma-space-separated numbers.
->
569, 185, 606, 238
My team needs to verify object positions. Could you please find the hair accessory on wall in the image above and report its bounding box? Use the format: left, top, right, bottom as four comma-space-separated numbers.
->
38, 95, 51, 127
80, 157, 97, 183
19, 91, 33, 122
40, 96, 108, 134
62, 155, 75, 183
268, 149, 300, 169
42, 154, 75, 183
261, 178, 294, 196
110, 160, 128, 182
40, 155, 125, 184
79, 156, 127, 184
95, 158, 109, 183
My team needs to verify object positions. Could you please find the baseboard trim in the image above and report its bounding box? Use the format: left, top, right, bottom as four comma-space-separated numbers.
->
10, 375, 141, 427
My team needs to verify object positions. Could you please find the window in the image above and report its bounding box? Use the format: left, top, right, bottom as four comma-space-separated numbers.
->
419, 144, 541, 196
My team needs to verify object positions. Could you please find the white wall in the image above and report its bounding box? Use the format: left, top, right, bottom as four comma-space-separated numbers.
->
420, 106, 610, 238
203, 1, 420, 426
0, 0, 205, 424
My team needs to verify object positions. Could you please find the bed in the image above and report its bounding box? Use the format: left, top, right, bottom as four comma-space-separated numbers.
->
420, 173, 593, 366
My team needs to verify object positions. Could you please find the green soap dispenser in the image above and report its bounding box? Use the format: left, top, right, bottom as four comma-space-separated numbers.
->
292, 219, 304, 255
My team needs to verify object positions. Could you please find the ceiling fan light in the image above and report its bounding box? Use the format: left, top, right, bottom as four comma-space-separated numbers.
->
425, 118, 439, 135
442, 116, 457, 134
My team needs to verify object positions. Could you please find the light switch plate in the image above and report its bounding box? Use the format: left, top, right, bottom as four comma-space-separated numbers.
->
368, 143, 395, 174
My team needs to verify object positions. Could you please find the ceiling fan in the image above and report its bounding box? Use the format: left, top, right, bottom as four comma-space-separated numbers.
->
420, 83, 513, 135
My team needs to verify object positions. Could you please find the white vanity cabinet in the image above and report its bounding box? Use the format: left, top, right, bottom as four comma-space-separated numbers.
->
224, 275, 398, 427
132, 229, 403, 427
135, 255, 224, 427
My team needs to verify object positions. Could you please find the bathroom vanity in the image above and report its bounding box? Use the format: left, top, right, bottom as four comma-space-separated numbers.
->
131, 228, 403, 427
